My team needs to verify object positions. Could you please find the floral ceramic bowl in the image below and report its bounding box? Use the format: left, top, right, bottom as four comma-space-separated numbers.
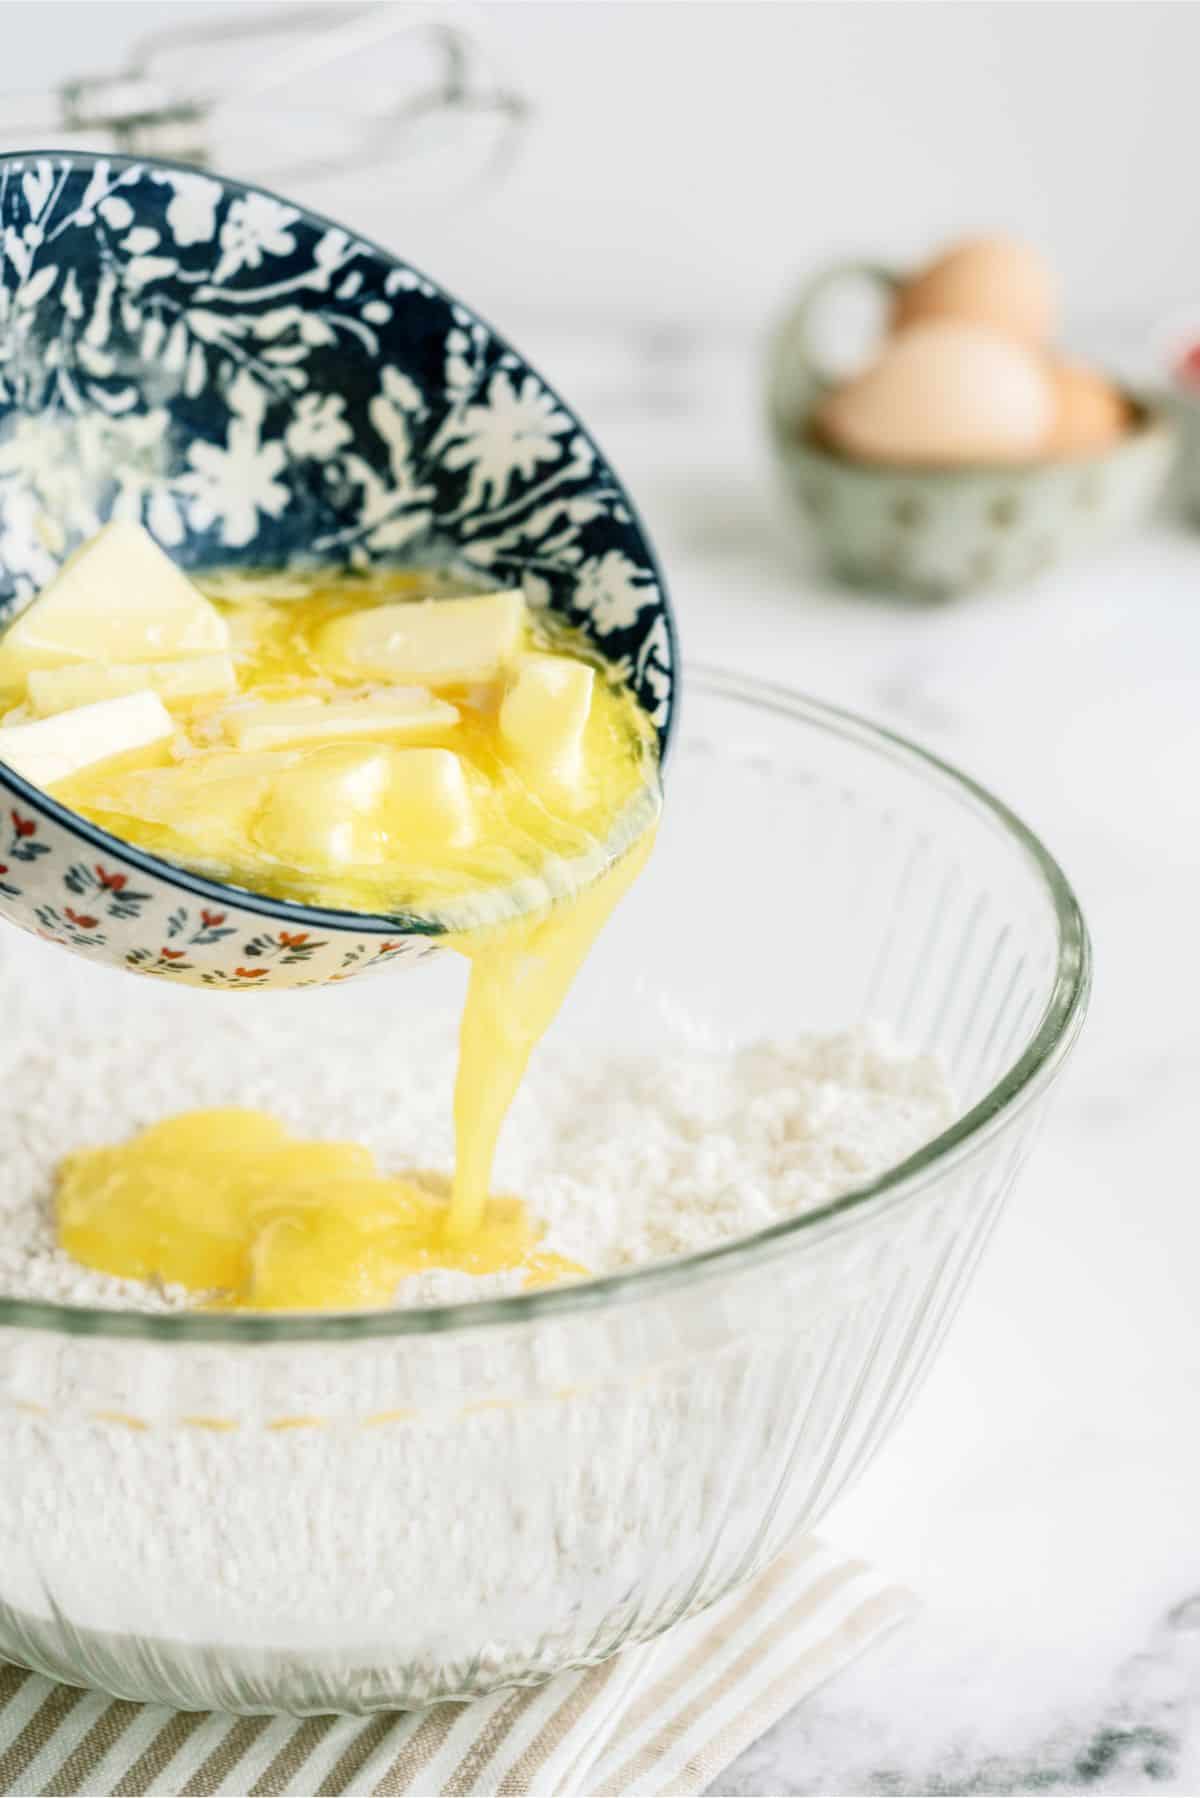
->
766, 261, 1175, 600
0, 153, 676, 990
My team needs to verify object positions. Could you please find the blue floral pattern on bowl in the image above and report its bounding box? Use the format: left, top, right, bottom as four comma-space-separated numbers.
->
0, 153, 676, 989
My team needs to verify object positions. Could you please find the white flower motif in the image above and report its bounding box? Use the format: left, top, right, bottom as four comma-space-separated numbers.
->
21, 163, 53, 222
2, 227, 31, 282
60, 268, 83, 320
309, 228, 353, 290
0, 483, 58, 586
574, 550, 658, 633
15, 264, 57, 311
641, 661, 670, 724
122, 255, 177, 293
98, 195, 133, 231
179, 371, 287, 546
380, 366, 423, 413
153, 172, 223, 247
248, 305, 332, 349
143, 484, 186, 547
443, 370, 571, 512
121, 227, 159, 256
523, 573, 553, 613
0, 409, 169, 545
635, 615, 672, 725
213, 194, 299, 284
285, 392, 352, 459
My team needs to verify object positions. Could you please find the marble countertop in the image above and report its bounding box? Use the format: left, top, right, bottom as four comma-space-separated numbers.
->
523, 325, 1200, 1796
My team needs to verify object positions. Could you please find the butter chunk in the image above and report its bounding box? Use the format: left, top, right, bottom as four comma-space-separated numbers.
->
82, 752, 291, 848
317, 590, 525, 686
226, 688, 458, 752
4, 521, 229, 665
254, 747, 393, 872
252, 745, 477, 868
500, 653, 594, 802
0, 691, 174, 788
28, 653, 236, 716
385, 748, 476, 849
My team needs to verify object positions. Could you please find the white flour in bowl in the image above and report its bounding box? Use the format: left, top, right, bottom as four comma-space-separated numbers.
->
0, 946, 954, 1310
0, 944, 962, 1704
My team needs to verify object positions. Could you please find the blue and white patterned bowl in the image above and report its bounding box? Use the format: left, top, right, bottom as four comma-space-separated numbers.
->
0, 153, 676, 990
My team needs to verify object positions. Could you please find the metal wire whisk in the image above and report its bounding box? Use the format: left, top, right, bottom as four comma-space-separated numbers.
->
0, 3, 528, 197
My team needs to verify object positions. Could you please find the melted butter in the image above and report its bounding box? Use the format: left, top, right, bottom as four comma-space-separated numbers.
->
446, 830, 654, 1240
50, 572, 658, 922
57, 1109, 586, 1308
40, 568, 659, 1310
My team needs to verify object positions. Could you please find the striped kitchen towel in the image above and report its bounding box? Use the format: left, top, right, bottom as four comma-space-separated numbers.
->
0, 1539, 911, 1797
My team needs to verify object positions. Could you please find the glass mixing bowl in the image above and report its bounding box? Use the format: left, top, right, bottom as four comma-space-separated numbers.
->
0, 669, 1089, 1713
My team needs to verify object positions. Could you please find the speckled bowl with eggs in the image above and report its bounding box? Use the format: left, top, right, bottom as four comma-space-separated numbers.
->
0, 152, 676, 990
766, 259, 1175, 601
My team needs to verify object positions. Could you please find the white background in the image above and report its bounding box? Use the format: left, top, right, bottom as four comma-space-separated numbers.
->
7, 5, 1200, 1794
16, 1, 1200, 337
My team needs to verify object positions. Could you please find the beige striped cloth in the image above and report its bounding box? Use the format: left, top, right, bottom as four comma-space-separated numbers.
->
0, 1540, 910, 1798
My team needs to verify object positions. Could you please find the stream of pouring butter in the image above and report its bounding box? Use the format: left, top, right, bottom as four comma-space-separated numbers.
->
445, 829, 655, 1241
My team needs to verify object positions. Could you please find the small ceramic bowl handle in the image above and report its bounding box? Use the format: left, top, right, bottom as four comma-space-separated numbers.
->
766, 261, 899, 437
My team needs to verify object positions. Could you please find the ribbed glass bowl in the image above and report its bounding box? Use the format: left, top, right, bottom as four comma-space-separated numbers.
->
0, 668, 1089, 1713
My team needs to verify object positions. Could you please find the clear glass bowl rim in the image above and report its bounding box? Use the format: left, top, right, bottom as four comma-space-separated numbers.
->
0, 664, 1091, 1346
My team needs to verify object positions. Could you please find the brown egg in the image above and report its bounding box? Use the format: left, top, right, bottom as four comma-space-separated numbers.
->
1045, 359, 1129, 457
894, 236, 1058, 346
818, 320, 1055, 467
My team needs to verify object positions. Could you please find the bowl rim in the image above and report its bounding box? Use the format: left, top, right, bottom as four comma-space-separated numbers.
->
0, 147, 678, 938
0, 664, 1092, 1344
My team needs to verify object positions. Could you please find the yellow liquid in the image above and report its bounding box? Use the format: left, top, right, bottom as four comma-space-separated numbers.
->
57, 1110, 586, 1309
447, 827, 653, 1240
48, 571, 658, 922
36, 570, 660, 1309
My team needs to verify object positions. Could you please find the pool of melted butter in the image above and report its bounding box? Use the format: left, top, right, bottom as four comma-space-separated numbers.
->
57, 1111, 586, 1311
